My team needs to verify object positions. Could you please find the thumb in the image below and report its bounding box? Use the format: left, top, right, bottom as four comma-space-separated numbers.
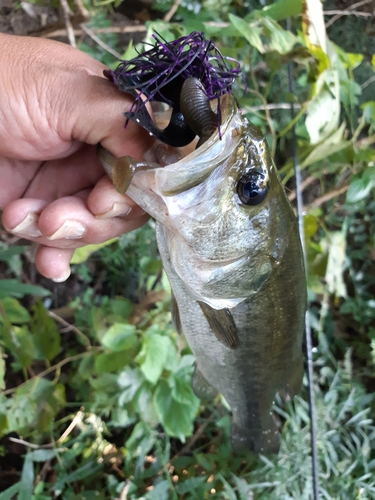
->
0, 34, 153, 161
63, 70, 154, 160
19, 36, 156, 160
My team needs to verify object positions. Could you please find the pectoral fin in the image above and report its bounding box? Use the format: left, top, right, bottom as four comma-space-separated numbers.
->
171, 293, 182, 336
198, 302, 239, 350
191, 364, 218, 401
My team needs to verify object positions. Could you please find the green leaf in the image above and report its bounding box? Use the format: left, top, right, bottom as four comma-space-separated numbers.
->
0, 297, 31, 324
110, 297, 133, 321
361, 101, 375, 126
170, 374, 199, 405
32, 479, 46, 496
7, 379, 66, 435
258, 0, 302, 21
0, 280, 50, 299
170, 356, 199, 405
175, 477, 207, 495
30, 301, 60, 362
71, 238, 117, 264
28, 449, 60, 462
305, 85, 341, 145
125, 421, 156, 471
301, 123, 349, 168
0, 409, 8, 437
153, 379, 200, 441
345, 52, 363, 69
19, 453, 34, 500
125, 423, 156, 477
0, 347, 5, 391
61, 492, 104, 500
304, 0, 327, 53
340, 79, 362, 106
228, 15, 263, 53
53, 461, 103, 491
173, 354, 196, 376
139, 334, 173, 384
117, 367, 144, 405
140, 256, 163, 275
304, 214, 319, 242
363, 165, 375, 184
346, 168, 375, 203
144, 480, 170, 500
121, 38, 137, 61
0, 484, 21, 500
203, 22, 239, 38
162, 337, 180, 372
216, 474, 237, 500
0, 246, 27, 262
1, 325, 35, 369
110, 407, 134, 427
325, 230, 347, 298
346, 177, 372, 203
262, 17, 296, 55
89, 373, 117, 395
100, 323, 137, 352
134, 385, 158, 424
95, 350, 137, 374
335, 46, 364, 70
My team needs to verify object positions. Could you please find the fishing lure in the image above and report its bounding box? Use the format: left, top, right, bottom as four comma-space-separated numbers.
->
103, 31, 241, 147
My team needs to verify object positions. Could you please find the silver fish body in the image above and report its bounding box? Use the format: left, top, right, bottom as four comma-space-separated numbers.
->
99, 94, 306, 454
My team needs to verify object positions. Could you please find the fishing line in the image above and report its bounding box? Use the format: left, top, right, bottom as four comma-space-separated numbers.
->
286, 18, 320, 499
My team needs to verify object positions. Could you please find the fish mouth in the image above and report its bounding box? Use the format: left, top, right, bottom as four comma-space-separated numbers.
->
97, 93, 241, 207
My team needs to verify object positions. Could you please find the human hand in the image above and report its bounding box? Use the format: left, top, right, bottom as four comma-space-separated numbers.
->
0, 33, 153, 282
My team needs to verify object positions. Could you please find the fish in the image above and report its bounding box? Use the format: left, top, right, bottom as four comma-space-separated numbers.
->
98, 80, 307, 455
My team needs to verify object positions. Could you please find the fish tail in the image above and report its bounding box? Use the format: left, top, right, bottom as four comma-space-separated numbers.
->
231, 412, 279, 455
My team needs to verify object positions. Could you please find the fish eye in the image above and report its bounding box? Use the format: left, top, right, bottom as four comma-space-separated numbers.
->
237, 173, 268, 205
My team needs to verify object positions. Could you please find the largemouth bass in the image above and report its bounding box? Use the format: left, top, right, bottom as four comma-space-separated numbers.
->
98, 89, 306, 455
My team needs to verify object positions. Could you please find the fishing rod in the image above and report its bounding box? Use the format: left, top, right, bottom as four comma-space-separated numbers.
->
286, 18, 320, 500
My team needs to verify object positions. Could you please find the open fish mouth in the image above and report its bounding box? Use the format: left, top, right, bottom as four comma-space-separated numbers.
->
97, 91, 242, 221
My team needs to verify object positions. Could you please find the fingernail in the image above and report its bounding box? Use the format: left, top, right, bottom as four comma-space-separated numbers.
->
52, 267, 71, 283
96, 202, 144, 219
11, 212, 42, 238
48, 221, 86, 240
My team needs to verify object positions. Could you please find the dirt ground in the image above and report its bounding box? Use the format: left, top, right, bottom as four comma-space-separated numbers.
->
0, 1, 59, 35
